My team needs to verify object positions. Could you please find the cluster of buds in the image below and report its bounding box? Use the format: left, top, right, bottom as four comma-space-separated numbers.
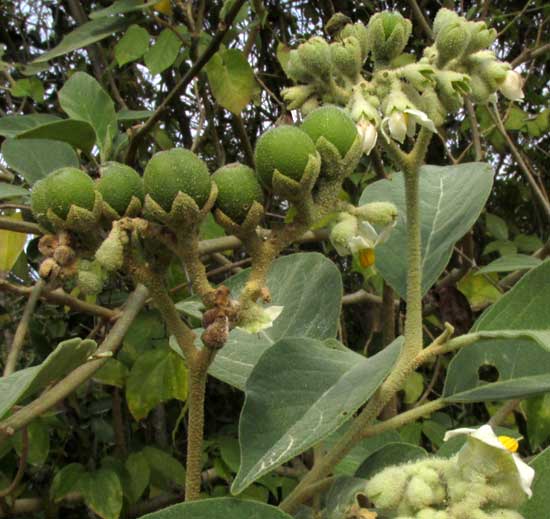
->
37, 231, 78, 281
282, 8, 524, 152
365, 425, 534, 518
329, 201, 398, 269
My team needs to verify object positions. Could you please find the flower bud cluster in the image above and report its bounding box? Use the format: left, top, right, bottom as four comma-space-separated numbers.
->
281, 8, 523, 150
365, 426, 533, 519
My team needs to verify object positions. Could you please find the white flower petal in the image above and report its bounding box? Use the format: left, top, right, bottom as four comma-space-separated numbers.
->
405, 108, 436, 133
388, 111, 407, 143
512, 453, 535, 498
500, 70, 524, 102
380, 117, 392, 143
357, 119, 378, 156
375, 220, 396, 245
358, 220, 379, 243
348, 235, 372, 254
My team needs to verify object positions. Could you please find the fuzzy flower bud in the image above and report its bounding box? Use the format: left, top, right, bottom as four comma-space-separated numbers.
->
349, 88, 380, 124
365, 466, 409, 510
95, 222, 127, 272
499, 70, 524, 102
330, 36, 363, 81
340, 22, 370, 59
436, 20, 470, 66
329, 213, 358, 256
281, 84, 316, 110
399, 63, 436, 91
465, 21, 497, 54
296, 36, 332, 80
354, 202, 397, 225
432, 8, 461, 36
367, 11, 412, 62
405, 475, 437, 509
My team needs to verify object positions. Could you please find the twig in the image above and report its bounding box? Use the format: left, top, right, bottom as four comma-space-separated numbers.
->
232, 114, 255, 168
488, 399, 521, 427
125, 0, 248, 165
0, 217, 41, 235
3, 279, 45, 376
465, 98, 483, 161
406, 0, 434, 40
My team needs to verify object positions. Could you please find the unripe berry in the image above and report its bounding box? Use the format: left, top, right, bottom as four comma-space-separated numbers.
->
96, 162, 144, 216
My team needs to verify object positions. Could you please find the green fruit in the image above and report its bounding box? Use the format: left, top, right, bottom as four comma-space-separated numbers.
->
254, 125, 316, 187
301, 105, 358, 157
42, 167, 96, 219
30, 178, 51, 228
212, 163, 263, 223
97, 162, 144, 215
143, 148, 211, 212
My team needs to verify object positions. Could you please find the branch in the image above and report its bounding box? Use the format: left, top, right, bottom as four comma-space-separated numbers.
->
0, 285, 149, 444
406, 0, 434, 40
0, 427, 28, 498
0, 217, 41, 235
3, 279, 45, 376
124, 0, 248, 165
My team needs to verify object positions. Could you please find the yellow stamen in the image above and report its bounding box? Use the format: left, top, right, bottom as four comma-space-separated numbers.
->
498, 435, 519, 453
359, 248, 376, 268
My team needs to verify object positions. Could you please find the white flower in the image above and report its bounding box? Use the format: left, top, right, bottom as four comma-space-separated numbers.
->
237, 304, 284, 334
444, 424, 535, 498
500, 70, 524, 102
356, 118, 378, 155
382, 108, 436, 144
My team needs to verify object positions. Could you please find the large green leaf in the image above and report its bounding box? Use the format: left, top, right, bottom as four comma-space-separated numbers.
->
1, 138, 79, 184
0, 338, 97, 419
476, 254, 542, 275
141, 498, 294, 518
520, 446, 550, 518
141, 446, 186, 490
359, 163, 494, 298
58, 72, 117, 161
206, 48, 258, 114
0, 114, 60, 138
144, 28, 182, 75
0, 184, 29, 200
17, 119, 96, 154
232, 337, 402, 494
125, 347, 187, 420
115, 24, 150, 66
443, 261, 550, 402
207, 253, 343, 390
33, 16, 130, 63
78, 468, 123, 519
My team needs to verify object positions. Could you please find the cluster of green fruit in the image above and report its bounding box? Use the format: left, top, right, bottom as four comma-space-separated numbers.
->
31, 105, 358, 233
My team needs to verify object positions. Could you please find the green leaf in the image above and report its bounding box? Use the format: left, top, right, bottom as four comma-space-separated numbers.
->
13, 418, 50, 466
126, 347, 187, 420
124, 451, 150, 503
520, 446, 550, 518
117, 109, 154, 121
476, 254, 542, 274
140, 498, 294, 519
120, 310, 166, 364
16, 119, 96, 154
206, 48, 258, 114
206, 253, 343, 390
504, 106, 528, 131
144, 28, 182, 75
78, 468, 123, 519
514, 234, 543, 254
359, 163, 494, 298
444, 261, 550, 402
0, 184, 29, 200
1, 138, 79, 185
402, 371, 424, 404
232, 337, 402, 493
0, 338, 97, 419
0, 114, 60, 138
355, 442, 427, 479
142, 446, 186, 490
524, 394, 550, 449
58, 72, 117, 161
50, 463, 86, 501
93, 359, 129, 388
483, 239, 517, 256
0, 215, 27, 272
33, 16, 130, 63
10, 77, 44, 103
457, 271, 502, 309
115, 24, 150, 66
90, 0, 158, 19
276, 42, 291, 75
486, 212, 509, 241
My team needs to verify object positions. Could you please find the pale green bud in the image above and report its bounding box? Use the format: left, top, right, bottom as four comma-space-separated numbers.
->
367, 11, 412, 62
436, 20, 471, 66
77, 269, 104, 295
405, 476, 436, 509
486, 510, 525, 519
296, 36, 332, 79
95, 223, 127, 272
330, 36, 363, 81
329, 213, 358, 256
354, 202, 397, 225
348, 88, 380, 124
469, 74, 494, 103
399, 63, 436, 91
420, 87, 447, 127
340, 22, 369, 59
300, 96, 320, 116
281, 84, 316, 109
286, 50, 314, 83
478, 59, 510, 90
416, 509, 449, 519
365, 465, 409, 510
465, 21, 497, 54
435, 70, 471, 111
432, 8, 461, 36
